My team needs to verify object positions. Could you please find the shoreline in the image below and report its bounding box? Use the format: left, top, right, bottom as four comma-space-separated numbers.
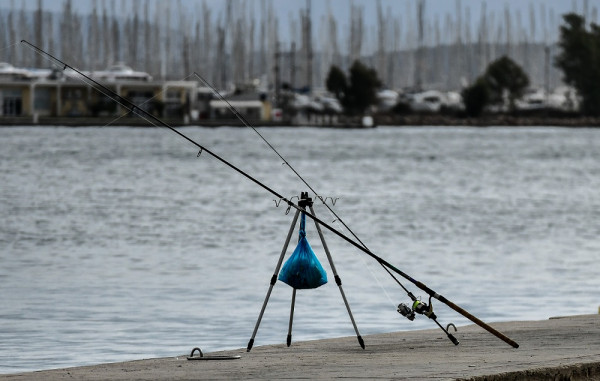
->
2, 314, 598, 380
1, 115, 600, 128
374, 114, 600, 128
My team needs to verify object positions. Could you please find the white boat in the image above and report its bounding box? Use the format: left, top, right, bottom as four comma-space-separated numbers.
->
376, 89, 399, 112
408, 90, 445, 112
91, 63, 152, 82
0, 62, 32, 80
515, 88, 546, 111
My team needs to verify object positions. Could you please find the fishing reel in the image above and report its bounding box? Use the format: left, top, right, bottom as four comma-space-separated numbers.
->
397, 298, 436, 321
397, 303, 415, 321
397, 296, 460, 346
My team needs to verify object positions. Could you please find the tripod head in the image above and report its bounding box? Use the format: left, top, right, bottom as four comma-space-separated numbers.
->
298, 191, 313, 208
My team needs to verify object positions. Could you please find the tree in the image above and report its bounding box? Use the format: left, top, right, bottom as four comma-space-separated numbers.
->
325, 65, 347, 101
462, 77, 489, 117
555, 13, 600, 116
462, 55, 529, 116
325, 61, 381, 115
344, 60, 381, 115
484, 55, 529, 112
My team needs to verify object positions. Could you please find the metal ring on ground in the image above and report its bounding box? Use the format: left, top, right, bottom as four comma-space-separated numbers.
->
187, 347, 241, 361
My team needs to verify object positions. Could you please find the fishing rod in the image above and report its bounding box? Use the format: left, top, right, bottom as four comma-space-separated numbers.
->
21, 40, 519, 349
195, 72, 460, 345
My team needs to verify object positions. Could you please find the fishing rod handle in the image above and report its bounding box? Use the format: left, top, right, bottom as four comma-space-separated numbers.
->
380, 257, 520, 349
424, 287, 519, 349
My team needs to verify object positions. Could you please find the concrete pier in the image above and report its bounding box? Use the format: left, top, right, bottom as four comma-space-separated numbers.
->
2, 315, 599, 380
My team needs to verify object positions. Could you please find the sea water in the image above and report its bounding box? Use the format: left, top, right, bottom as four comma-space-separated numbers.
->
1, 126, 599, 373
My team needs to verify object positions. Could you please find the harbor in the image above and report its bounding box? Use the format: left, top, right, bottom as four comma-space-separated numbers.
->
2, 314, 599, 380
0, 59, 596, 128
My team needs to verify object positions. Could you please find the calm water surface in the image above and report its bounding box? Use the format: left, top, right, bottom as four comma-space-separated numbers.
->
1, 126, 599, 373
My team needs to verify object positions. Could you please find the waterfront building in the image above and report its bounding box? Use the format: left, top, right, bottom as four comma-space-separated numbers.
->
0, 63, 273, 126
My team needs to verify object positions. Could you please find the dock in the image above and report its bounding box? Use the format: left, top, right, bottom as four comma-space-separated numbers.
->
2, 314, 599, 380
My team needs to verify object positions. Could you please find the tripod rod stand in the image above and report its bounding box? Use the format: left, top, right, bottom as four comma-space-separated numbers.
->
247, 193, 364, 352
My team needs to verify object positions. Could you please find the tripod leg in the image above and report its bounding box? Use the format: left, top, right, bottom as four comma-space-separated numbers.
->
247, 208, 301, 352
287, 288, 296, 347
309, 205, 365, 349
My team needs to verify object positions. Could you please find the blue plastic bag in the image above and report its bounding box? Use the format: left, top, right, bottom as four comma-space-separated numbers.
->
278, 213, 327, 289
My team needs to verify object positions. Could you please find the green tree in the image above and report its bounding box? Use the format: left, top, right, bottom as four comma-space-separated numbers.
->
462, 77, 490, 117
344, 60, 382, 115
325, 65, 347, 101
555, 13, 600, 116
484, 56, 529, 112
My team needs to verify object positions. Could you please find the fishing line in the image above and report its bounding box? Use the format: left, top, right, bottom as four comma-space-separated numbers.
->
194, 73, 366, 244
195, 72, 409, 306
0, 41, 22, 55
20, 40, 519, 349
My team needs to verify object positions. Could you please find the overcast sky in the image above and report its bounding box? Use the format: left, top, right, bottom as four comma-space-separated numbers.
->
4, 0, 599, 44
9, 0, 596, 22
